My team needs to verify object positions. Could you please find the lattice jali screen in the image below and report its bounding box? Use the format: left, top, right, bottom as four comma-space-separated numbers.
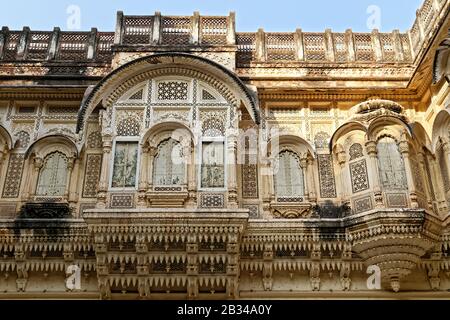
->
57, 32, 89, 60
353, 33, 374, 62
26, 32, 51, 60
161, 17, 191, 45
266, 33, 296, 61
236, 33, 256, 65
3, 31, 20, 60
420, 0, 435, 35
122, 16, 153, 45
200, 17, 227, 45
333, 33, 347, 62
409, 20, 421, 55
303, 33, 326, 61
96, 32, 114, 61
380, 33, 395, 62
400, 33, 412, 62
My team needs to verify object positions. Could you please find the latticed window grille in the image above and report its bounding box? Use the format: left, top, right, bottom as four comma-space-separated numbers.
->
122, 16, 153, 45
333, 33, 347, 62
236, 33, 256, 65
96, 32, 114, 61
26, 32, 51, 60
116, 117, 141, 136
377, 137, 408, 190
157, 81, 189, 101
349, 143, 364, 161
57, 32, 89, 60
266, 33, 296, 61
161, 17, 191, 45
200, 17, 227, 45
36, 152, 68, 197
3, 31, 21, 60
304, 33, 326, 61
111, 142, 138, 188
354, 33, 375, 62
202, 117, 225, 137
153, 138, 185, 186
14, 131, 30, 148
400, 33, 412, 61
274, 150, 305, 198
380, 33, 395, 62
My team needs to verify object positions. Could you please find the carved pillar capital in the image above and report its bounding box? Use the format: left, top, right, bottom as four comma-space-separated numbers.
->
33, 156, 44, 170
365, 140, 378, 157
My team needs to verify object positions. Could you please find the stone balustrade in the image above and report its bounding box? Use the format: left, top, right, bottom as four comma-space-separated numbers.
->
0, 0, 447, 66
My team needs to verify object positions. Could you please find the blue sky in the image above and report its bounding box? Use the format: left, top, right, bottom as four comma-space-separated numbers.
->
0, 0, 424, 32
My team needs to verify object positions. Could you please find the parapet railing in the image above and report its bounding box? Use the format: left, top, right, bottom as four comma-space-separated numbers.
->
0, 0, 447, 65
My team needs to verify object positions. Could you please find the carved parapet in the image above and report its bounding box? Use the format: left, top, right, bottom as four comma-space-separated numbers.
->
347, 209, 442, 291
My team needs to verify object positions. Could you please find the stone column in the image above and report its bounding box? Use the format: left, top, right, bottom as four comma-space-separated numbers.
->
96, 139, 112, 209
227, 134, 238, 209
398, 137, 418, 209
307, 155, 317, 204
186, 144, 197, 208
294, 28, 305, 61
417, 152, 433, 210
147, 146, 157, 191
256, 28, 266, 62
67, 155, 79, 205
365, 140, 383, 208
334, 144, 349, 204
430, 156, 448, 212
345, 29, 356, 62
30, 156, 43, 198
300, 154, 309, 202
442, 141, 450, 184
137, 143, 150, 208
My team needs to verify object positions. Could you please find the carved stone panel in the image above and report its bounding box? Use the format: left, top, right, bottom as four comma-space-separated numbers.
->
350, 159, 369, 194
2, 153, 25, 198
82, 154, 102, 198
317, 154, 337, 198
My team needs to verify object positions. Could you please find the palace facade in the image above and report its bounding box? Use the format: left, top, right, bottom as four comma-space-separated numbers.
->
0, 1, 449, 299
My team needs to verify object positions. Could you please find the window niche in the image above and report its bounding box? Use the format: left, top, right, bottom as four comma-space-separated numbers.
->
36, 151, 69, 197
111, 141, 139, 189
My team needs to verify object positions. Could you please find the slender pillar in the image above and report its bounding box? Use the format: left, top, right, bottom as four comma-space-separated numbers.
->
68, 155, 80, 205
399, 137, 418, 209
417, 152, 433, 210
334, 144, 349, 204
365, 140, 383, 208
64, 156, 75, 199
96, 139, 112, 209
30, 156, 43, 198
186, 144, 197, 208
227, 134, 238, 209
137, 143, 150, 208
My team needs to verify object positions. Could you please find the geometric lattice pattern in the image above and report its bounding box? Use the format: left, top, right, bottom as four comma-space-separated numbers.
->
82, 154, 102, 198
349, 143, 364, 161
2, 153, 25, 198
350, 159, 369, 194
157, 81, 188, 101
317, 154, 337, 198
87, 131, 103, 149
110, 194, 135, 208
116, 117, 141, 136
199, 193, 225, 208
14, 130, 30, 148
386, 193, 408, 208
353, 196, 373, 214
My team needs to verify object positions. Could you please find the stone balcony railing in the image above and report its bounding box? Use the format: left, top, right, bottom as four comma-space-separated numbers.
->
0, 0, 448, 66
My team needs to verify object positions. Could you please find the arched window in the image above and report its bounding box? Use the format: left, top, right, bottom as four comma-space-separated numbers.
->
274, 150, 304, 198
153, 138, 185, 186
36, 152, 68, 196
377, 137, 407, 190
